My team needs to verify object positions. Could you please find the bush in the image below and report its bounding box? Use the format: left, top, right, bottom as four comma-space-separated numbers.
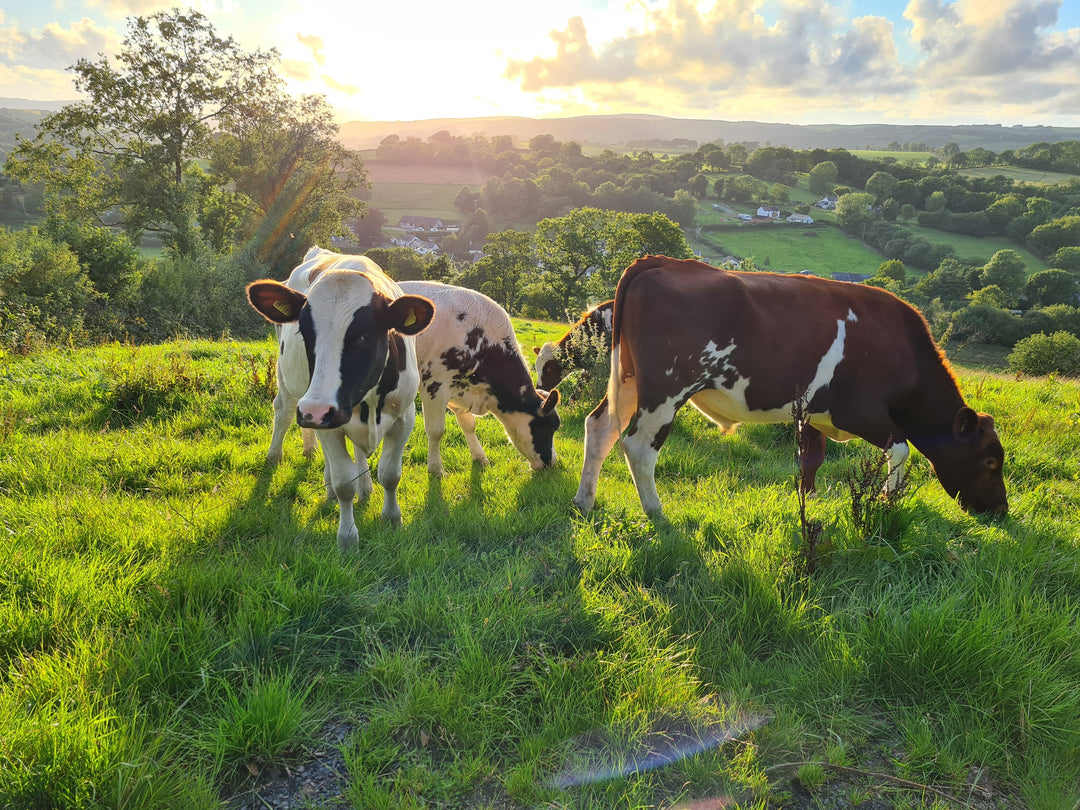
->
1007, 331, 1080, 377
135, 246, 269, 342
952, 304, 1023, 347
0, 227, 96, 353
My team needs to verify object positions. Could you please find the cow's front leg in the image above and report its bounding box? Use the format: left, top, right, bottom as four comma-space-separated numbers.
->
318, 430, 360, 553
377, 408, 416, 526
884, 440, 910, 496
451, 409, 489, 466
798, 424, 827, 496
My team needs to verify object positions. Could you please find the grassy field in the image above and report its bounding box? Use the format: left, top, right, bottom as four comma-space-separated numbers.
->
691, 223, 885, 277
2, 330, 1079, 809
961, 166, 1079, 185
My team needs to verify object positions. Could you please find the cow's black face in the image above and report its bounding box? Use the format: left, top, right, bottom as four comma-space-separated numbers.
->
934, 409, 1008, 516
296, 298, 390, 429
528, 389, 561, 468
538, 359, 563, 392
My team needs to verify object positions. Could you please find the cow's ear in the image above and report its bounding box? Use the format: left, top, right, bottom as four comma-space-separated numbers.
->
539, 388, 560, 414
953, 406, 980, 438
247, 281, 306, 324
388, 295, 435, 335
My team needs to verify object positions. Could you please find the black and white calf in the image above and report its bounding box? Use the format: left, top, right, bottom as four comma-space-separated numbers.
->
398, 281, 560, 476
533, 300, 614, 391
248, 247, 435, 551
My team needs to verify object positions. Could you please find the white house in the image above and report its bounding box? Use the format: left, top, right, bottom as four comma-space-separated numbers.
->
786, 213, 814, 224
756, 205, 781, 219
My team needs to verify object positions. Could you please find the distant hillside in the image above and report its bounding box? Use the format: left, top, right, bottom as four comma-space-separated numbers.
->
4, 101, 1080, 159
340, 113, 1080, 153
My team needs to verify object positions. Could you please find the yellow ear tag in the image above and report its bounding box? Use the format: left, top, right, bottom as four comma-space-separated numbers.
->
273, 300, 293, 318
403, 308, 417, 328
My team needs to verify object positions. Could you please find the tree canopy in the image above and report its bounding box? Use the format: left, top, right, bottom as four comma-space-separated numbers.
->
4, 8, 365, 270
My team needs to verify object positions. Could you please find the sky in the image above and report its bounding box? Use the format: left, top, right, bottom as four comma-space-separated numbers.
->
2, 0, 1080, 127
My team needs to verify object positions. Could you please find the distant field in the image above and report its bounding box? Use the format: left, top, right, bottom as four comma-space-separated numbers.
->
962, 166, 1078, 185
364, 160, 488, 226
906, 225, 1047, 273
367, 182, 466, 225
851, 149, 933, 164
692, 223, 884, 277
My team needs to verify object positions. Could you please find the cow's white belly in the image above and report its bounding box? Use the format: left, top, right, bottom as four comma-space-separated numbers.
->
687, 388, 857, 442
447, 387, 497, 417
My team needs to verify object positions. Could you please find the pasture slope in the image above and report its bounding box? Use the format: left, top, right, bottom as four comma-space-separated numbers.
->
1, 331, 1079, 809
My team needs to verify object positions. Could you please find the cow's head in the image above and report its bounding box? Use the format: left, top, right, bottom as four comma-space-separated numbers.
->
498, 387, 561, 470
931, 407, 1007, 516
247, 271, 434, 429
533, 343, 564, 391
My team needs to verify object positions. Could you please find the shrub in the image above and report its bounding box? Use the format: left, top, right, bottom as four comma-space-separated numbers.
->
1008, 331, 1080, 377
0, 227, 95, 353
952, 304, 1023, 347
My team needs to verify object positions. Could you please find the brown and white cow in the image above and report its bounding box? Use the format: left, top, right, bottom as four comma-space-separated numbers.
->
573, 255, 1008, 517
533, 300, 614, 391
248, 247, 435, 551
398, 280, 560, 476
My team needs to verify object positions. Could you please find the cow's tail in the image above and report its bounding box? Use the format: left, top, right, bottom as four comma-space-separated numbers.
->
611, 255, 670, 381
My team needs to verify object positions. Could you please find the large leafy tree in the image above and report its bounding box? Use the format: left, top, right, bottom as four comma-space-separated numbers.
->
5, 9, 280, 256
211, 92, 367, 271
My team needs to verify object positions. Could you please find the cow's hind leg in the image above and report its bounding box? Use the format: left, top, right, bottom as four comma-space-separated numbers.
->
420, 397, 448, 477
451, 408, 489, 467
573, 355, 638, 514
620, 398, 680, 517
266, 384, 295, 466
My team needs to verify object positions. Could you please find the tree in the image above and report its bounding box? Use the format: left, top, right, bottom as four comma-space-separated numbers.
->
353, 208, 387, 247
968, 285, 1015, 309
864, 171, 898, 204
925, 191, 947, 213
1025, 269, 1079, 307
4, 9, 280, 257
834, 192, 877, 234
1028, 215, 1080, 258
979, 250, 1028, 298
808, 161, 839, 196
876, 259, 906, 283
1050, 246, 1080, 275
916, 258, 974, 309
212, 92, 367, 271
470, 229, 535, 313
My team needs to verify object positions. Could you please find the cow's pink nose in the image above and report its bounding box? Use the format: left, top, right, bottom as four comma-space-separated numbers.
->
297, 403, 336, 427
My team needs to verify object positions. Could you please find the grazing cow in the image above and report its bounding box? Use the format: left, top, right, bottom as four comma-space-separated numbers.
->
247, 247, 435, 551
573, 256, 1007, 517
398, 280, 560, 476
533, 300, 615, 391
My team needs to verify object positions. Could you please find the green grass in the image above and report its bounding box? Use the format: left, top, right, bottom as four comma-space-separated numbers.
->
693, 223, 884, 277
962, 166, 1079, 185
368, 182, 466, 225
1, 335, 1079, 809
851, 150, 935, 164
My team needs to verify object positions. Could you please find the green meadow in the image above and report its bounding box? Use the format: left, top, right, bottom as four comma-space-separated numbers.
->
1, 331, 1078, 809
